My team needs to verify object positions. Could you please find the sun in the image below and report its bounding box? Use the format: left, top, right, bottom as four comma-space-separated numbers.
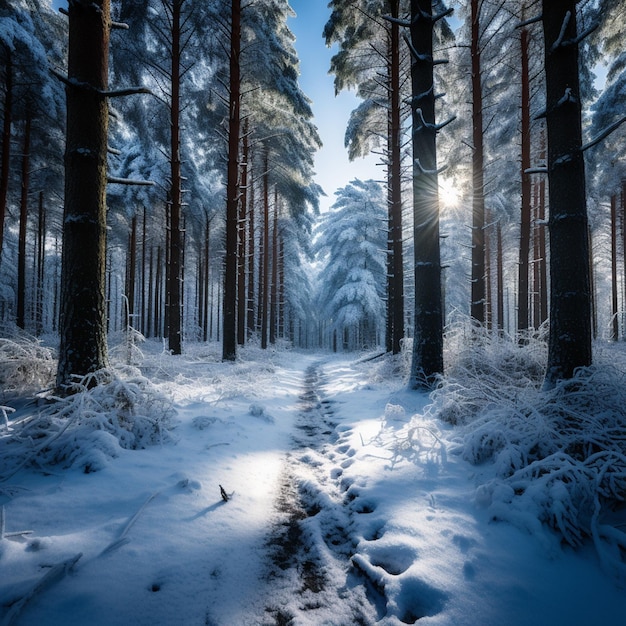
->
439, 177, 460, 209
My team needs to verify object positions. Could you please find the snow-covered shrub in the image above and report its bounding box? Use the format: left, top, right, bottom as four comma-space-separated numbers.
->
433, 321, 547, 425
427, 325, 626, 574
0, 331, 55, 397
0, 367, 176, 477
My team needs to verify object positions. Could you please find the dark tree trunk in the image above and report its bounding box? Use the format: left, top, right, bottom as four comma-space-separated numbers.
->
141, 206, 147, 334
203, 213, 210, 342
388, 0, 404, 354
0, 49, 12, 267
223, 0, 241, 361
246, 150, 256, 338
269, 190, 278, 345
542, 0, 592, 385
611, 194, 619, 341
56, 0, 110, 390
496, 221, 504, 332
237, 124, 249, 346
470, 0, 485, 325
167, 0, 183, 355
147, 245, 154, 338
36, 191, 45, 335
518, 26, 531, 334
408, 0, 444, 389
17, 114, 31, 330
260, 152, 270, 349
126, 214, 137, 331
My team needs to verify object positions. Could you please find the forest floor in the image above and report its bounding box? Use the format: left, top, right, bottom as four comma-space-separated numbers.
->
1, 340, 626, 625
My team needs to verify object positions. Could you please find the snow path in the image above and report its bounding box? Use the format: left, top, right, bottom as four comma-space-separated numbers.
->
3, 347, 626, 625
260, 362, 379, 625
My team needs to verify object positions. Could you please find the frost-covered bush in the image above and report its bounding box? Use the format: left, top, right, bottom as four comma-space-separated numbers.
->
0, 331, 56, 397
426, 325, 626, 575
0, 367, 176, 477
433, 322, 547, 425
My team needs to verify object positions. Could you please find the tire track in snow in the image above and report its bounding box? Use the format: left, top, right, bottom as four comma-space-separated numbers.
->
262, 363, 384, 626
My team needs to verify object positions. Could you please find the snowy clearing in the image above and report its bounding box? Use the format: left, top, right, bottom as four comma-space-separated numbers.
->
1, 341, 626, 625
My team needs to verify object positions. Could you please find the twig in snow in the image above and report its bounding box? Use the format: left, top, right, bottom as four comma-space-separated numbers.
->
2, 553, 82, 626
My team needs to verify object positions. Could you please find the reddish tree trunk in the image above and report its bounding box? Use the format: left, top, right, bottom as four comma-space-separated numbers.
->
223, 0, 241, 360
0, 50, 12, 267
518, 26, 532, 334
17, 114, 31, 329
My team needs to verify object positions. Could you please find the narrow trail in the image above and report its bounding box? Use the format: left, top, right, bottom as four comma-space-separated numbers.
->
261, 363, 384, 626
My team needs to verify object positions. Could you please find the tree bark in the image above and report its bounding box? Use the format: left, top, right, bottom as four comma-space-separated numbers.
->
269, 189, 278, 345
470, 0, 485, 325
237, 123, 249, 346
408, 0, 444, 389
261, 151, 270, 350
222, 0, 241, 361
542, 0, 592, 385
518, 26, 531, 334
388, 0, 404, 354
0, 49, 11, 268
167, 0, 183, 355
611, 194, 619, 340
17, 114, 31, 330
56, 0, 111, 390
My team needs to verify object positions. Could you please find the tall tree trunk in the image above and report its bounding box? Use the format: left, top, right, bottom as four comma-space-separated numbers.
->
168, 0, 183, 355
388, 0, 404, 354
470, 0, 485, 324
56, 0, 110, 391
518, 25, 531, 334
538, 137, 548, 326
589, 225, 597, 340
246, 150, 256, 338
408, 0, 444, 389
261, 152, 270, 349
496, 221, 504, 332
203, 213, 210, 342
141, 206, 147, 334
269, 190, 278, 345
611, 194, 619, 341
17, 114, 31, 330
223, 0, 241, 361
0, 49, 12, 268
542, 1, 591, 385
237, 124, 249, 346
36, 191, 45, 334
127, 214, 137, 324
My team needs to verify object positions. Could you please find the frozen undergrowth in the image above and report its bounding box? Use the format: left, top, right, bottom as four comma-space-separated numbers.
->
0, 366, 176, 479
419, 322, 626, 579
0, 329, 56, 399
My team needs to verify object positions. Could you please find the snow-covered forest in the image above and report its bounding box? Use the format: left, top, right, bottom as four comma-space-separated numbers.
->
1, 0, 626, 624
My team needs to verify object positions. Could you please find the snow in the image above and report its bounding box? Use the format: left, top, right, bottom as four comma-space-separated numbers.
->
2, 341, 626, 625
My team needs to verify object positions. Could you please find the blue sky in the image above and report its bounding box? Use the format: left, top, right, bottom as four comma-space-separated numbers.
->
287, 1, 381, 213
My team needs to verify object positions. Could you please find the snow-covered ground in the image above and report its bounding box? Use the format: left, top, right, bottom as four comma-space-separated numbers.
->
1, 341, 626, 625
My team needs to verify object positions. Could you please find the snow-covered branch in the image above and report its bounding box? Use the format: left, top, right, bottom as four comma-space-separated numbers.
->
581, 116, 626, 153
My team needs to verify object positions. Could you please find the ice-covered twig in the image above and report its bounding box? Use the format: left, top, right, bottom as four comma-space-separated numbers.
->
1, 553, 83, 626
